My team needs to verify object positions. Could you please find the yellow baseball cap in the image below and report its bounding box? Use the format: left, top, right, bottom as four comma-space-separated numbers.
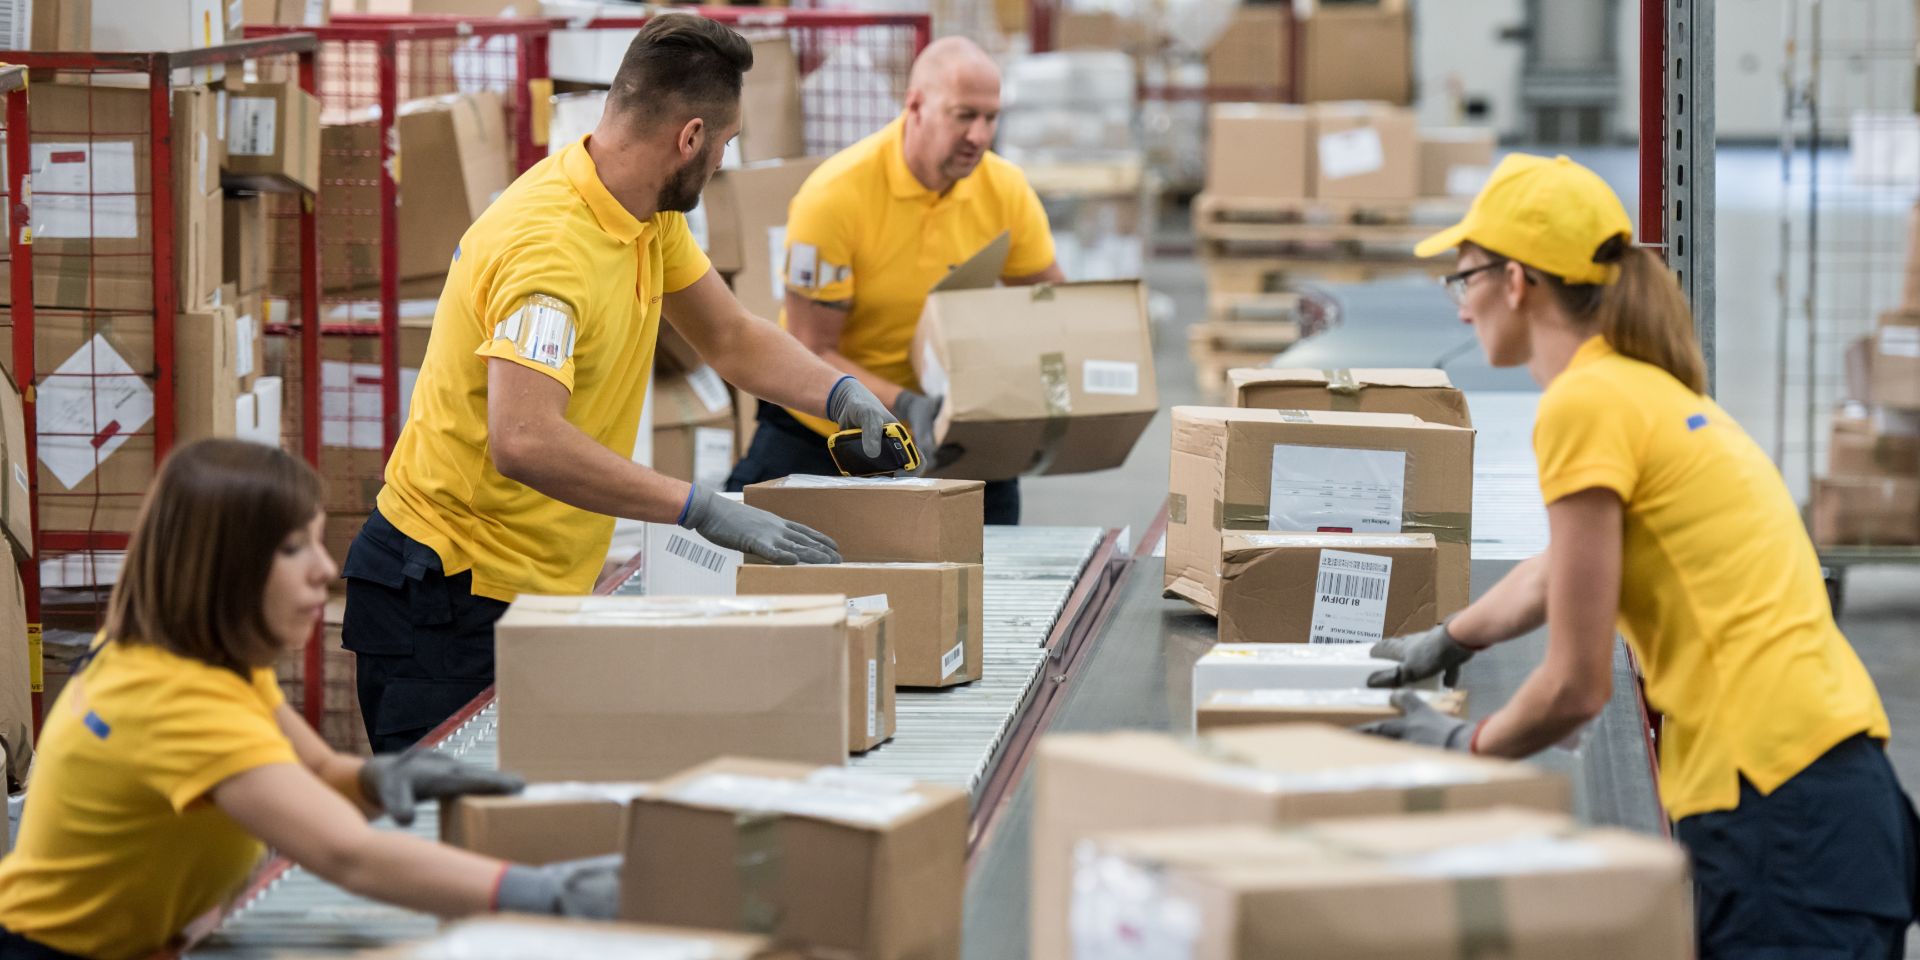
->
1414, 153, 1635, 285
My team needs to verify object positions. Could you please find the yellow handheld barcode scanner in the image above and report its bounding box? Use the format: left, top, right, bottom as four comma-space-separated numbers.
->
828, 423, 923, 476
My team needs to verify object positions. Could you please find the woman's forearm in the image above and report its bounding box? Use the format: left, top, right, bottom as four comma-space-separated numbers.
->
1446, 553, 1549, 648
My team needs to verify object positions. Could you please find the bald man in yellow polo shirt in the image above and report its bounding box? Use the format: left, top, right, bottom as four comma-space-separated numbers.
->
723, 37, 1064, 524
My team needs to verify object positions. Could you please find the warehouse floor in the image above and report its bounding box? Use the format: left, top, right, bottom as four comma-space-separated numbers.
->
1017, 143, 1920, 955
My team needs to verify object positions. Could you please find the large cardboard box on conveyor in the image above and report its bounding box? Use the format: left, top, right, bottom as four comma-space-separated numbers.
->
847, 607, 897, 753
1216, 532, 1438, 645
911, 235, 1158, 481
494, 594, 849, 782
737, 562, 983, 688
1070, 809, 1692, 959
1028, 724, 1573, 960
1191, 642, 1443, 706
742, 476, 986, 564
1230, 368, 1472, 428
621, 757, 968, 960
1166, 406, 1474, 617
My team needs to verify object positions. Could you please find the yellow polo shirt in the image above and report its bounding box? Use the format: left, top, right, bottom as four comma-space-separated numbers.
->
780, 117, 1056, 435
1534, 336, 1888, 820
0, 640, 297, 959
377, 136, 712, 601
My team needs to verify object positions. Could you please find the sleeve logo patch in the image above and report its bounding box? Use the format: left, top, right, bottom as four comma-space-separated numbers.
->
1686, 413, 1708, 432
493, 293, 579, 370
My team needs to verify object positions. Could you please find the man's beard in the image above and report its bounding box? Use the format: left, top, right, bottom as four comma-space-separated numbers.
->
656, 145, 716, 214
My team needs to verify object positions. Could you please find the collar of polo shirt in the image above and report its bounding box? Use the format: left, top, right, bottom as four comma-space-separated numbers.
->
563, 135, 650, 245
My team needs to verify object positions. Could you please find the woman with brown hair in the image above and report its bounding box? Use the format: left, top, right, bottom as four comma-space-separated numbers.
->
1362, 153, 1917, 956
0, 439, 614, 960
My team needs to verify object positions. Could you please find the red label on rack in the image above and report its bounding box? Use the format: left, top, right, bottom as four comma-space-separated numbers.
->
91, 420, 122, 449
48, 150, 85, 164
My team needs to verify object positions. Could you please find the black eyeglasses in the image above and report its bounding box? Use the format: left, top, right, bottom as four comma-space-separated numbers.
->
1438, 261, 1508, 305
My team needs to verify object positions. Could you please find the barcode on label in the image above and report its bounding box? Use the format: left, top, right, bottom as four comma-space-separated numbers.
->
1317, 571, 1387, 602
867, 659, 879, 738
1082, 360, 1140, 396
941, 641, 965, 679
666, 533, 727, 573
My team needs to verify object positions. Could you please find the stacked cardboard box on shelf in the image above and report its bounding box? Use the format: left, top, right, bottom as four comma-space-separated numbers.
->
1203, 1, 1412, 104
1814, 298, 1920, 546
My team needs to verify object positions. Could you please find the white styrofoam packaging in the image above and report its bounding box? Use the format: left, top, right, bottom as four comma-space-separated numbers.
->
1191, 642, 1440, 707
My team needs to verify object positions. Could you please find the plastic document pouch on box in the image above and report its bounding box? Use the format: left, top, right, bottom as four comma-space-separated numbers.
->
32, 143, 139, 239
1269, 444, 1406, 533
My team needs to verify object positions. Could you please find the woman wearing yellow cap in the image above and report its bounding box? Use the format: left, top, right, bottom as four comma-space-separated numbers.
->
1362, 153, 1918, 954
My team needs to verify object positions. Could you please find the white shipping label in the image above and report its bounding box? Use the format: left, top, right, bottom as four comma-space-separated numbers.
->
1268, 444, 1406, 534
320, 360, 385, 450
31, 142, 139, 239
1318, 126, 1386, 180
227, 97, 278, 158
234, 315, 257, 379
303, 0, 326, 25
847, 593, 890, 614
1880, 326, 1920, 359
686, 364, 730, 413
867, 659, 879, 738
767, 225, 787, 302
36, 335, 155, 490
1082, 360, 1140, 396
663, 531, 731, 575
1, 0, 29, 51
941, 641, 965, 679
692, 427, 732, 489
1309, 549, 1393, 644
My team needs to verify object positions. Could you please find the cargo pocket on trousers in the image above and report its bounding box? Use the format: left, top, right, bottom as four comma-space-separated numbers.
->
371, 678, 490, 741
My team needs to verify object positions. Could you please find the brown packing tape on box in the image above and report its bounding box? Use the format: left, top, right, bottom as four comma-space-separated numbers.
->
732, 810, 783, 934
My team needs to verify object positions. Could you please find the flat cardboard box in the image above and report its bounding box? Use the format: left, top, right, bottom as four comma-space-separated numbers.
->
1871, 311, 1920, 409
1311, 102, 1418, 201
736, 562, 983, 687
223, 81, 322, 194
1072, 810, 1690, 959
1029, 724, 1573, 960
351, 916, 778, 960
1196, 687, 1467, 733
494, 594, 849, 781
29, 311, 158, 534
1301, 2, 1411, 104
913, 242, 1157, 480
1205, 5, 1287, 90
621, 757, 968, 960
637, 522, 742, 597
739, 37, 805, 164
3, 0, 90, 50
1230, 367, 1472, 428
0, 544, 29, 789
440, 783, 651, 865
847, 607, 897, 753
1166, 406, 1475, 616
1829, 408, 1920, 479
1217, 532, 1439, 645
0, 370, 32, 558
1419, 126, 1497, 198
225, 193, 269, 295
1206, 103, 1311, 200
1811, 477, 1920, 547
1192, 642, 1442, 704
702, 156, 824, 320
651, 365, 735, 490
742, 476, 986, 564
175, 299, 243, 443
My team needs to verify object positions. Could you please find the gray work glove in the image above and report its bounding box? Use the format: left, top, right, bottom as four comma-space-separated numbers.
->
826, 375, 899, 459
359, 749, 524, 827
495, 854, 622, 919
1366, 622, 1476, 689
1358, 690, 1474, 751
890, 388, 942, 452
681, 485, 840, 564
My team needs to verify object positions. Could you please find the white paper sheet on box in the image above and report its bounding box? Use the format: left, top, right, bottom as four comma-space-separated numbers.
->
36, 335, 154, 490
1268, 444, 1406, 533
31, 142, 139, 239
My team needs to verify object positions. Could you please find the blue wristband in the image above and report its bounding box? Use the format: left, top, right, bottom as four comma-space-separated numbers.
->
676, 485, 697, 526
826, 375, 856, 417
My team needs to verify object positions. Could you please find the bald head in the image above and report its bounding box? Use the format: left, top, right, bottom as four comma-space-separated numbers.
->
902, 37, 1001, 193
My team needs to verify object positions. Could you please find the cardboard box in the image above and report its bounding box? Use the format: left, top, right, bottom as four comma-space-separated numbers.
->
736, 562, 983, 688
495, 594, 849, 781
621, 757, 968, 960
1300, 3, 1412, 104
740, 37, 805, 164
238, 0, 329, 28
223, 81, 321, 194
1848, 334, 1875, 404
651, 365, 736, 490
636, 522, 742, 597
175, 299, 243, 443
1829, 408, 1920, 479
1419, 126, 1497, 198
913, 239, 1158, 481
742, 476, 985, 564
1311, 102, 1418, 201
702, 156, 824, 320
1055, 10, 1153, 52
1811, 477, 1920, 547
1904, 202, 1920, 312
1230, 367, 1472, 428
1196, 687, 1467, 733
2, 0, 90, 50
0, 544, 29, 790
29, 312, 158, 534
225, 194, 269, 295
173, 86, 225, 310
1167, 406, 1475, 616
92, 0, 222, 55
440, 783, 650, 865
1192, 641, 1442, 704
1871, 310, 1920, 409
847, 607, 897, 753
1071, 809, 1691, 959
1206, 103, 1311, 200
1217, 532, 1438, 645
0, 370, 33, 558
1029, 723, 1573, 960
351, 916, 778, 960
1205, 5, 1287, 90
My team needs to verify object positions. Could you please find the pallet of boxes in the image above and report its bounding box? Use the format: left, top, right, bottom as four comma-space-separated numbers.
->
1813, 299, 1920, 548
1030, 368, 1699, 958
1192, 102, 1495, 394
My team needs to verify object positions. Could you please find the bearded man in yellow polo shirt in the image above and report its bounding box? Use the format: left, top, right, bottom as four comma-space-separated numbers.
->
342, 15, 901, 751
723, 37, 1064, 524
